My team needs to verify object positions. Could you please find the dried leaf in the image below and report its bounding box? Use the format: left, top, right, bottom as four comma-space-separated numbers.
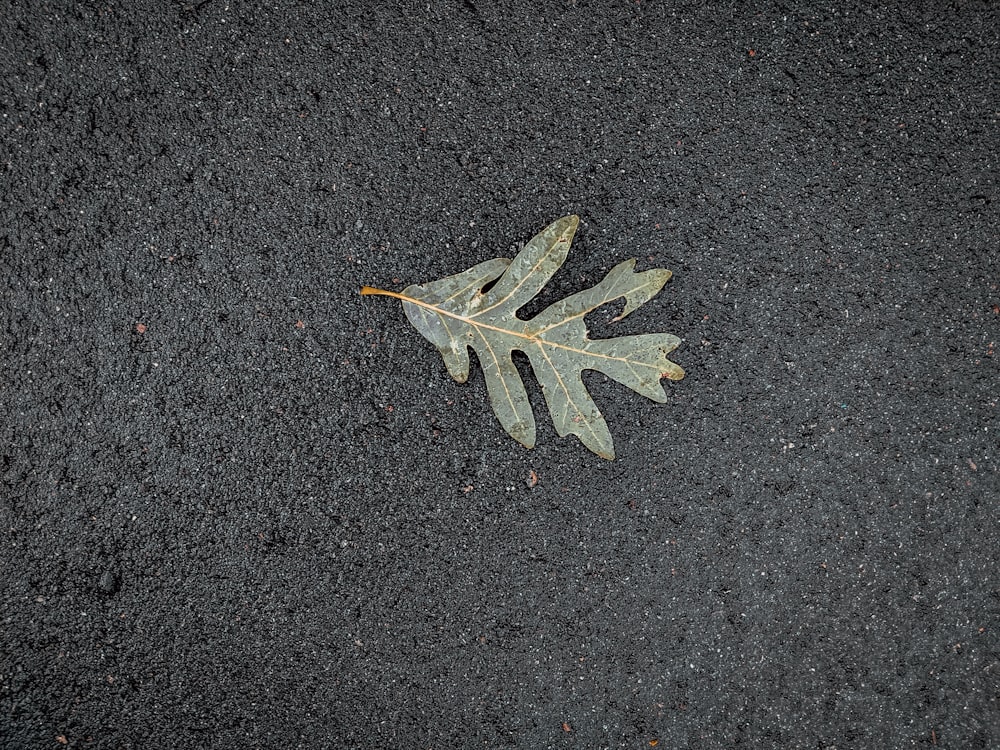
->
361, 215, 684, 459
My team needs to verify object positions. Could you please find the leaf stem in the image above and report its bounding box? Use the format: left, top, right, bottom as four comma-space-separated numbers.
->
359, 286, 406, 299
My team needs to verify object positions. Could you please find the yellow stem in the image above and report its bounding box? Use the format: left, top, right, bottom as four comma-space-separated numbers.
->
359, 286, 406, 299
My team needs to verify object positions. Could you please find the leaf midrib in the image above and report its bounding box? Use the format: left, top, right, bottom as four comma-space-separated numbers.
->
360, 286, 658, 371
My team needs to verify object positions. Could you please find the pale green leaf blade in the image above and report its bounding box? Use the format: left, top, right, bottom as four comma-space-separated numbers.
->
402, 300, 470, 381
478, 215, 578, 315
401, 258, 510, 382
531, 260, 672, 336
362, 215, 685, 459
527, 342, 615, 459
474, 330, 536, 448
581, 333, 685, 402
403, 257, 510, 313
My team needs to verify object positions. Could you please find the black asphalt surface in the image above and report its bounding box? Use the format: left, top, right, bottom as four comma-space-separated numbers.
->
2, 2, 998, 748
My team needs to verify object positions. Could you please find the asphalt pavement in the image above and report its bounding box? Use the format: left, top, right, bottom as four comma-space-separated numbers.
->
2, 1, 997, 747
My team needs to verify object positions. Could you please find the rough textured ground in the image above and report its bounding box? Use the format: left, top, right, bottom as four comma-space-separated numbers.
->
2, 1, 998, 748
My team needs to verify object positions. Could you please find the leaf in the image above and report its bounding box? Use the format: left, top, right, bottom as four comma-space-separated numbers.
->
361, 215, 685, 459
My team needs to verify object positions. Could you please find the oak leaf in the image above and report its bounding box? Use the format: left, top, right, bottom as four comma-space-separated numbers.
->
361, 215, 684, 459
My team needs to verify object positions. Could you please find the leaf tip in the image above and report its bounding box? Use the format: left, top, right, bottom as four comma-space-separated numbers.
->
512, 426, 536, 450
663, 365, 685, 381
554, 214, 580, 240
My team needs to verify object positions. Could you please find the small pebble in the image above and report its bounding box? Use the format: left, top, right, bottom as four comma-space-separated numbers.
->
98, 570, 119, 595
